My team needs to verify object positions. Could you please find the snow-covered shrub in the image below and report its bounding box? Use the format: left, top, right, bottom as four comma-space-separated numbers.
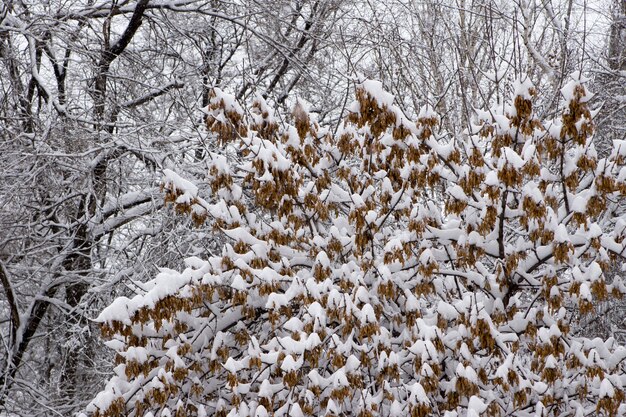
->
86, 75, 626, 417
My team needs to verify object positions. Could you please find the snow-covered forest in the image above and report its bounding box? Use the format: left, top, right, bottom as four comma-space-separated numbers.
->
0, 0, 625, 416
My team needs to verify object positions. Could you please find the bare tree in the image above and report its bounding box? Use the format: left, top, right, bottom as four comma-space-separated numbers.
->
0, 1, 339, 414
